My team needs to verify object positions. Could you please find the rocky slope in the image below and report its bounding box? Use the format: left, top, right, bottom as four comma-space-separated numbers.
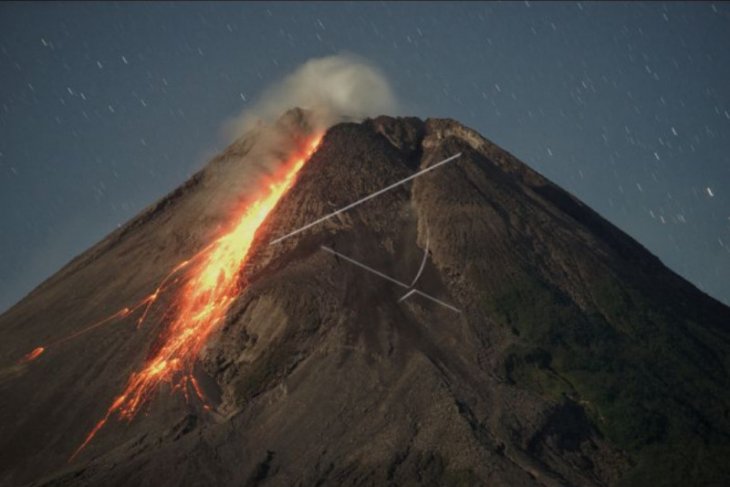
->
1, 111, 729, 486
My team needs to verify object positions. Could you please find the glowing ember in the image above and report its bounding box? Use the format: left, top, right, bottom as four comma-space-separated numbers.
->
66, 134, 322, 461
17, 346, 45, 364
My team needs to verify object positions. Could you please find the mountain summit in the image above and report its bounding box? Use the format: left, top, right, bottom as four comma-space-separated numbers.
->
1, 112, 729, 486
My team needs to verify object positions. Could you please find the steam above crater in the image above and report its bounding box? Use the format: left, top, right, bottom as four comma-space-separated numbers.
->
225, 54, 398, 138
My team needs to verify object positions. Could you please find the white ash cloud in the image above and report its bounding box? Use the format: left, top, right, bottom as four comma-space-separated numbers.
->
225, 54, 398, 138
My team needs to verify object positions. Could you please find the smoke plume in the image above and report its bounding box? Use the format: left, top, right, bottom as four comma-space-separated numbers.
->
226, 54, 398, 138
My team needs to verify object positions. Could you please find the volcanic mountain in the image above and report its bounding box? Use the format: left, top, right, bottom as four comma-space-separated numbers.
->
1, 110, 729, 487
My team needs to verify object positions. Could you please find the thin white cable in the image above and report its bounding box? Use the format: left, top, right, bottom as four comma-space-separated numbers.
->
269, 153, 462, 245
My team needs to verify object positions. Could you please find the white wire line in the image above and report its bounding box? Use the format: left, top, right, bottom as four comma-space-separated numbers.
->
269, 153, 462, 245
321, 245, 460, 313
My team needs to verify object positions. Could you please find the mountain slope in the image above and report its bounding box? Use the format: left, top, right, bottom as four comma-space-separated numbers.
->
1, 112, 729, 486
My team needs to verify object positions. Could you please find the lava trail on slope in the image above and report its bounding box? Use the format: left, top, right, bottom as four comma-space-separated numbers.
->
49, 134, 323, 460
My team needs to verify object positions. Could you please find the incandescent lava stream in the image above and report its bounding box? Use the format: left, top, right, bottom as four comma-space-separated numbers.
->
69, 134, 323, 461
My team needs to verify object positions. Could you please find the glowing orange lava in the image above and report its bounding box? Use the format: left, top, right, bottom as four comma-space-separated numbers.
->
68, 134, 322, 461
17, 346, 45, 364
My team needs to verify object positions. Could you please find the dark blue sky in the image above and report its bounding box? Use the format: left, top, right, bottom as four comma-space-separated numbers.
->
1, 2, 728, 311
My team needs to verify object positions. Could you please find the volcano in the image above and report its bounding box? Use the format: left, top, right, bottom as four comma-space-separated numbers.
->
1, 110, 729, 487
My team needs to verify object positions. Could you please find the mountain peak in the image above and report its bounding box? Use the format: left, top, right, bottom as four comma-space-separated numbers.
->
1, 114, 729, 486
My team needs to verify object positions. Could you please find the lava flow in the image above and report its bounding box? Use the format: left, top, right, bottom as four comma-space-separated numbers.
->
17, 346, 45, 364
16, 257, 196, 367
69, 134, 322, 461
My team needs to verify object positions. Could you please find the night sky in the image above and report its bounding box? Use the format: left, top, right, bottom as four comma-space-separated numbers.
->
1, 2, 728, 312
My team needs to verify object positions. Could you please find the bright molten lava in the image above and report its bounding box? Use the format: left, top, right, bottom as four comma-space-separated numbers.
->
70, 134, 322, 460
17, 346, 45, 364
